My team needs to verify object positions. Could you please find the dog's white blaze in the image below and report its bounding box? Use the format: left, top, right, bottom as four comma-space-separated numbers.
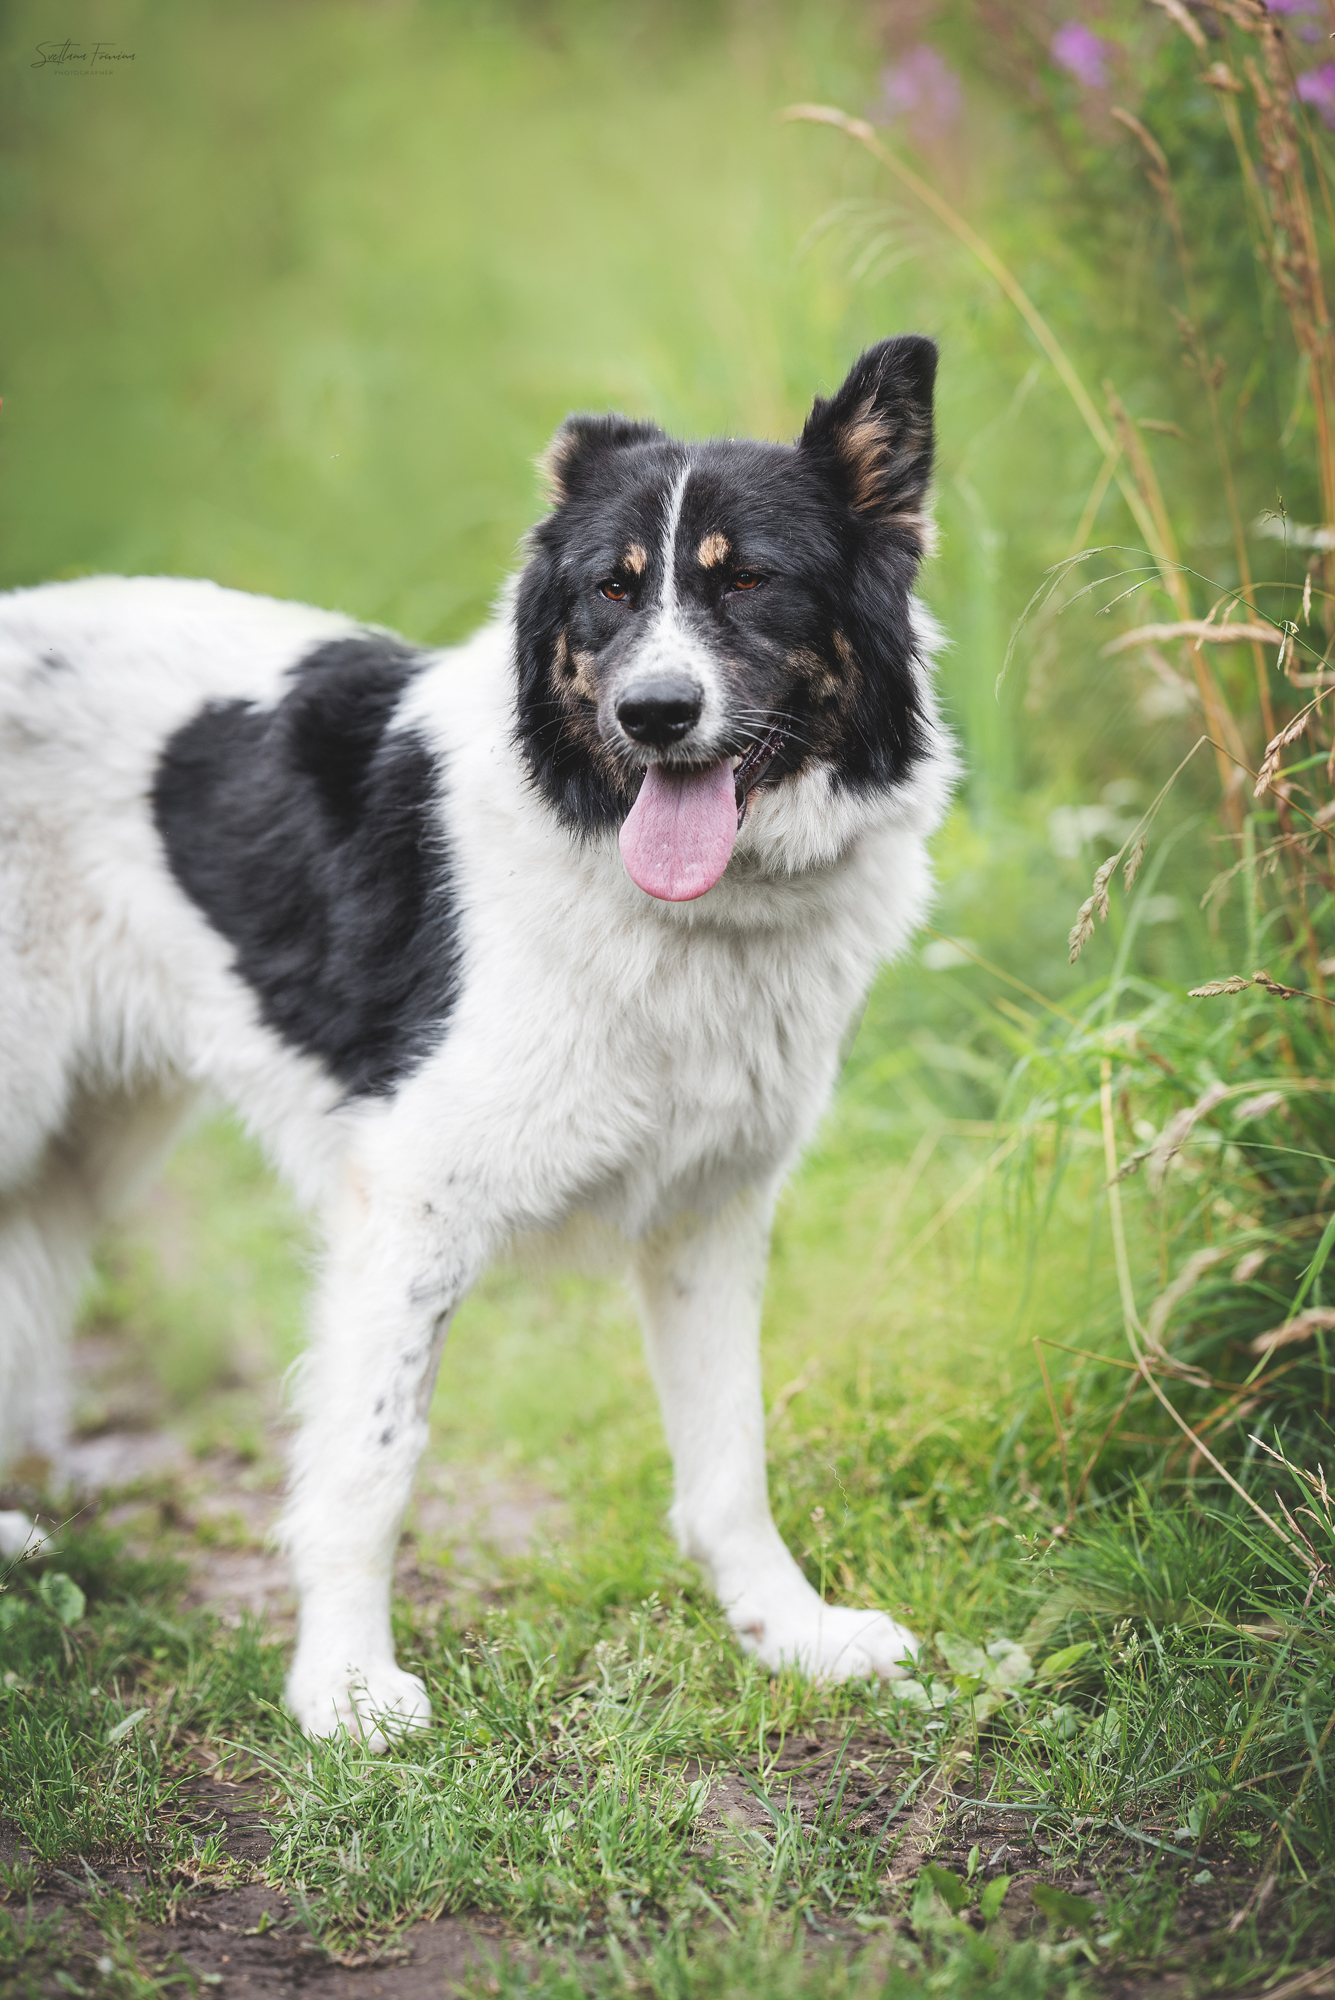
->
656, 461, 691, 618
623, 456, 728, 749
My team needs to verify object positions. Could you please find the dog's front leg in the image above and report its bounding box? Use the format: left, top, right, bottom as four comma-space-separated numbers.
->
283, 1188, 482, 1749
633, 1189, 918, 1684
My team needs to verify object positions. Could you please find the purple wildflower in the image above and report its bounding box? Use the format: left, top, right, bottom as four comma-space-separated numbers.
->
876, 45, 963, 141
1051, 21, 1112, 90
1269, 0, 1325, 29
1297, 62, 1335, 128
1271, 0, 1324, 30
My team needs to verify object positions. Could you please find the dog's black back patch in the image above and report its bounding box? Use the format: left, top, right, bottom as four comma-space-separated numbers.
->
153, 634, 461, 1097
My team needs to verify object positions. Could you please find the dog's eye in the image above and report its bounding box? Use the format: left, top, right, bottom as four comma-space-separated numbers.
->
730, 571, 763, 592
598, 578, 630, 602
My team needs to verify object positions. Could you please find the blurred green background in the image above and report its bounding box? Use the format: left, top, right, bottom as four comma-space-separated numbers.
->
1, 0, 1155, 807
0, 0, 1234, 1589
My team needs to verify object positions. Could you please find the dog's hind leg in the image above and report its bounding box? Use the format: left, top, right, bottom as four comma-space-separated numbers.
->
632, 1187, 919, 1684
0, 1185, 91, 1557
0, 1082, 197, 1526
0, 1189, 90, 1484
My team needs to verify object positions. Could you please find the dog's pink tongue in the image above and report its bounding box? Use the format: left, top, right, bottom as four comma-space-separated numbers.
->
619, 759, 737, 901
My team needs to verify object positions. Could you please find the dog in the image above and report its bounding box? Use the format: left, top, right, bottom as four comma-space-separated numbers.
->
0, 335, 955, 1745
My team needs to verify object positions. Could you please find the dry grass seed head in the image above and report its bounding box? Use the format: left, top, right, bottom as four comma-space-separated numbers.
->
1068, 854, 1120, 962
1146, 1242, 1235, 1343
1148, 0, 1208, 49
1250, 1307, 1335, 1356
1123, 833, 1148, 891
1146, 1080, 1229, 1195
1189, 975, 1253, 997
1068, 897, 1097, 962
1235, 1089, 1286, 1123
1256, 684, 1335, 796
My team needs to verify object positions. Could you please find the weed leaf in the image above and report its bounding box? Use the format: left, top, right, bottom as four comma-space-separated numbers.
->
936, 1633, 989, 1679
1031, 1881, 1098, 1934
105, 1707, 151, 1746
1035, 1641, 1095, 1680
37, 1574, 85, 1627
978, 1873, 1012, 1921
917, 1864, 972, 1914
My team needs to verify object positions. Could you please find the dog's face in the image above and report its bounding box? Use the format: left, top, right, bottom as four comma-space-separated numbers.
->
514, 336, 937, 899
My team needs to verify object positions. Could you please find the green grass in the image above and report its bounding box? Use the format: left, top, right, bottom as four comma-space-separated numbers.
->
7, 1405, 1335, 1992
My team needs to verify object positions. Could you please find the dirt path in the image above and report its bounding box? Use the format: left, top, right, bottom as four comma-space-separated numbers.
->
3, 1776, 506, 1998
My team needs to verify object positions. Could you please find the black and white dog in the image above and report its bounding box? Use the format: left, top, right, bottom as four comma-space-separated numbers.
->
0, 337, 955, 1744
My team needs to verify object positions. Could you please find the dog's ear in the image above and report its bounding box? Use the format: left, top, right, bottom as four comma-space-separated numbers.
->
539, 412, 668, 505
799, 337, 936, 545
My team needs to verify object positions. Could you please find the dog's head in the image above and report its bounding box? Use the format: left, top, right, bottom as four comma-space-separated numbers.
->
514, 336, 938, 900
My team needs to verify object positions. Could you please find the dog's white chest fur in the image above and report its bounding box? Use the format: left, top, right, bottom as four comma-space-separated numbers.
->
370, 619, 942, 1253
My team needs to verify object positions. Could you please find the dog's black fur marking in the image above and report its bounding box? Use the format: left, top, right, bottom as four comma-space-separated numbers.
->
514, 335, 937, 836
153, 634, 461, 1097
517, 423, 680, 834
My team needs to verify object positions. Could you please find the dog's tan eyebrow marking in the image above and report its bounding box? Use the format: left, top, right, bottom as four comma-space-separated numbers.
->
623, 542, 648, 575
697, 532, 730, 568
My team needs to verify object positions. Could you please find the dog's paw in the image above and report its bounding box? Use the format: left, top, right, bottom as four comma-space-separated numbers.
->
736, 1601, 918, 1684
286, 1659, 432, 1751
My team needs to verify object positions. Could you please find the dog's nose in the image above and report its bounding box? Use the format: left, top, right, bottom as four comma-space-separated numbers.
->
615, 676, 703, 747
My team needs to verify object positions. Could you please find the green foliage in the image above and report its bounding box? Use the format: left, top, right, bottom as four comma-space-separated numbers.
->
1030, 1882, 1096, 1937
36, 1572, 86, 1628
915, 1863, 973, 1914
